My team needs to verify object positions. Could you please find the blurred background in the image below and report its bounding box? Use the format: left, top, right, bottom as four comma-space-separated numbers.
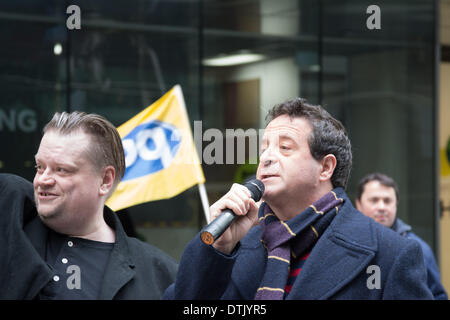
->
0, 0, 449, 292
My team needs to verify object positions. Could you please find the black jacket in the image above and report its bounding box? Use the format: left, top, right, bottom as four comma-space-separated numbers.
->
0, 173, 178, 299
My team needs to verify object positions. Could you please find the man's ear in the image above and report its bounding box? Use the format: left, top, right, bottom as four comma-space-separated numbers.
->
319, 154, 337, 182
99, 166, 116, 196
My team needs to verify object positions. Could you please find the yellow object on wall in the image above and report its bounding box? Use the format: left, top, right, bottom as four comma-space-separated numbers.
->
441, 148, 450, 177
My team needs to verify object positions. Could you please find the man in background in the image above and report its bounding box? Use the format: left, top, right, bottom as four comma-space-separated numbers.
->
0, 111, 177, 299
356, 172, 447, 300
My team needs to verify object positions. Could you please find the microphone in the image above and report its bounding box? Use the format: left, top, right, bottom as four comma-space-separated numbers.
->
200, 179, 264, 245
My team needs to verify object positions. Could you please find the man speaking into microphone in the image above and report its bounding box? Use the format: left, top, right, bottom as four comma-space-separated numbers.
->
164, 98, 433, 300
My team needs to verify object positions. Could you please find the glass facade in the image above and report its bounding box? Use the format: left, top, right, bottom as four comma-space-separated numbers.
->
0, 0, 438, 261
319, 0, 437, 252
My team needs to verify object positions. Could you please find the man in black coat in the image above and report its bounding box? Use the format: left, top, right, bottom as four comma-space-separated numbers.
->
0, 111, 177, 299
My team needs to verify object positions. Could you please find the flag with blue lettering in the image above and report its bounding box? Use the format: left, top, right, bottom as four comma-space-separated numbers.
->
106, 85, 205, 211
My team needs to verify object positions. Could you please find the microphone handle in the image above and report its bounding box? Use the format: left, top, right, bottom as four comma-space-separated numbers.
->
200, 209, 236, 245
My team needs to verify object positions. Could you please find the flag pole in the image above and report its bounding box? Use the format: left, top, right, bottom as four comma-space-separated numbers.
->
198, 183, 210, 224
173, 84, 210, 224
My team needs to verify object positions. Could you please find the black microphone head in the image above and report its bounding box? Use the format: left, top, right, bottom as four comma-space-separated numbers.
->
243, 179, 265, 202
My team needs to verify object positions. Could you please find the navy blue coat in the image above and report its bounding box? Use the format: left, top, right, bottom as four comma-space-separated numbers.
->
392, 218, 447, 300
164, 191, 433, 300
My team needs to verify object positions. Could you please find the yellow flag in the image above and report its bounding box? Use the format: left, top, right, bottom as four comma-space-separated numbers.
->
106, 85, 205, 211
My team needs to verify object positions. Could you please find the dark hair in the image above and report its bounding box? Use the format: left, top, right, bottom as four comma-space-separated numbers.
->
43, 111, 125, 187
266, 97, 352, 189
356, 172, 399, 201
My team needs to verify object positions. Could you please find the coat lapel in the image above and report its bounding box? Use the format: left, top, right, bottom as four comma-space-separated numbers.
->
98, 208, 135, 300
98, 247, 135, 299
287, 199, 378, 300
3, 176, 53, 300
7, 214, 53, 299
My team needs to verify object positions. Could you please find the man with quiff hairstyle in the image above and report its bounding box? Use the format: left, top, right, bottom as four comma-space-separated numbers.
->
1, 111, 177, 299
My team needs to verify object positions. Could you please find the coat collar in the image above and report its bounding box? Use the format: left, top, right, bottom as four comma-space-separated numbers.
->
236, 190, 378, 300
391, 218, 412, 236
288, 202, 377, 299
26, 206, 137, 300
94, 206, 137, 299
12, 199, 136, 299
289, 191, 378, 299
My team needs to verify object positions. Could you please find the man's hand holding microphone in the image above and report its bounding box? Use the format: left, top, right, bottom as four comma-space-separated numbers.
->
201, 179, 264, 255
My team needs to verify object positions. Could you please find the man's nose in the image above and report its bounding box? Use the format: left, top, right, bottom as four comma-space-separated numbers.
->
375, 200, 386, 211
36, 169, 56, 186
259, 148, 276, 167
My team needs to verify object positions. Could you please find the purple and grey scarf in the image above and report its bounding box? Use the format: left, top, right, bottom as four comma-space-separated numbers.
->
254, 190, 344, 300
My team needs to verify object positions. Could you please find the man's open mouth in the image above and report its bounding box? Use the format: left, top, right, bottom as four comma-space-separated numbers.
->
38, 191, 58, 199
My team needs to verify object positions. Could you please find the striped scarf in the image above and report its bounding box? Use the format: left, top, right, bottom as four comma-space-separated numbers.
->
254, 189, 344, 300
